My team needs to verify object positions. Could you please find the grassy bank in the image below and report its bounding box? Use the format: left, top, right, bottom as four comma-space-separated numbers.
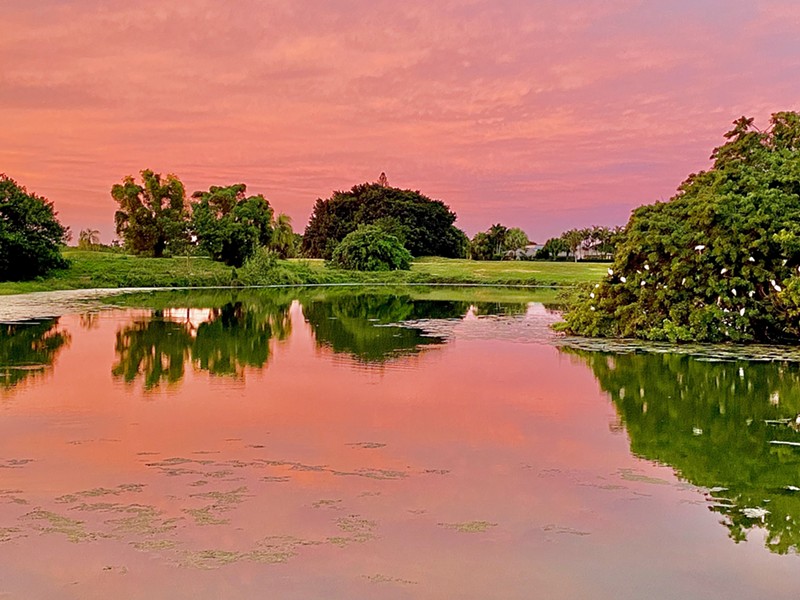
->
0, 250, 605, 295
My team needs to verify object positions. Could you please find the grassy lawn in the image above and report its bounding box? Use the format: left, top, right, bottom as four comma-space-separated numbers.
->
0, 251, 605, 295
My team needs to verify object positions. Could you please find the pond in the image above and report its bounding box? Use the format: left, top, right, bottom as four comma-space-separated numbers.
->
1, 287, 800, 599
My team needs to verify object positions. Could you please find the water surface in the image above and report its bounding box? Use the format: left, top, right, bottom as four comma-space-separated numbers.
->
1, 288, 799, 599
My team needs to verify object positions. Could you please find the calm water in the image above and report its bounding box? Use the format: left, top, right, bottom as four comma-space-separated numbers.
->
1, 288, 800, 599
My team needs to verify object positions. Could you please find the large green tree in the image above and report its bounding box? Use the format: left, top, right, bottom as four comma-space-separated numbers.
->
111, 170, 189, 257
302, 181, 467, 258
0, 174, 69, 280
563, 112, 800, 343
191, 184, 274, 267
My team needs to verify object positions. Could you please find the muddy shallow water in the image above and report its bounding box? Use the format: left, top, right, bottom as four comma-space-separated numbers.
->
1, 289, 799, 599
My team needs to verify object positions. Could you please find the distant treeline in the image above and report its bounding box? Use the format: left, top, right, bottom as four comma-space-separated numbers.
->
0, 167, 620, 281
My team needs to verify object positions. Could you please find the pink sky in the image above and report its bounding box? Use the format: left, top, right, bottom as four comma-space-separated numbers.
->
2, 1, 799, 243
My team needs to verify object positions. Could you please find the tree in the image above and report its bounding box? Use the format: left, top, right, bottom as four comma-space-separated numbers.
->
0, 174, 69, 281
302, 182, 466, 259
562, 111, 800, 342
560, 228, 591, 262
330, 224, 412, 271
504, 227, 529, 252
78, 228, 100, 250
111, 170, 189, 257
270, 213, 296, 258
538, 237, 568, 260
191, 184, 274, 267
469, 224, 529, 259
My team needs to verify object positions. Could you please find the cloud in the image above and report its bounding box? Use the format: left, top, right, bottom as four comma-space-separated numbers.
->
1, 0, 797, 242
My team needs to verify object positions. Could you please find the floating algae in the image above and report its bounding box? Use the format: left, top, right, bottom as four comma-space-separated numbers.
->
363, 574, 418, 585
618, 468, 672, 486
21, 508, 99, 543
312, 499, 343, 509
346, 442, 387, 449
0, 489, 28, 505
247, 535, 322, 564
55, 483, 145, 504
328, 515, 378, 546
438, 520, 497, 533
542, 524, 591, 536
181, 549, 243, 570
182, 506, 229, 526
106, 504, 182, 536
0, 527, 25, 543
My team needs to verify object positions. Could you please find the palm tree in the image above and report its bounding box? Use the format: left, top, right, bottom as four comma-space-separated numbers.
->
78, 228, 101, 249
270, 214, 295, 258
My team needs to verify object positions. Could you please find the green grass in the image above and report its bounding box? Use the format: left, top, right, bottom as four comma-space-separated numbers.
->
0, 251, 605, 295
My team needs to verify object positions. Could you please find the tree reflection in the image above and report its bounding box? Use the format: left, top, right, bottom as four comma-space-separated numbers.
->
301, 293, 466, 364
567, 348, 800, 554
193, 301, 291, 376
113, 297, 292, 388
0, 318, 70, 391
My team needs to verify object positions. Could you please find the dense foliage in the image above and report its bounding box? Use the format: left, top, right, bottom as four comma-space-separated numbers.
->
112, 170, 189, 257
191, 184, 274, 267
563, 112, 800, 342
469, 224, 529, 260
330, 225, 412, 271
0, 174, 69, 280
302, 182, 467, 259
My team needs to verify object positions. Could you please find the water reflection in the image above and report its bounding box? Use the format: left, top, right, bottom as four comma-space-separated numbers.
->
0, 318, 70, 391
568, 348, 800, 554
301, 293, 464, 364
113, 298, 292, 388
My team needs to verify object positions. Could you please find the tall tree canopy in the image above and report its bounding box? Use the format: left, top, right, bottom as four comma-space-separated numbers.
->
111, 170, 189, 257
302, 182, 467, 258
562, 111, 800, 343
191, 183, 274, 267
0, 174, 69, 281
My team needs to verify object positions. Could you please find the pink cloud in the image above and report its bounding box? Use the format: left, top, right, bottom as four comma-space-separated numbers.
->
1, 0, 797, 243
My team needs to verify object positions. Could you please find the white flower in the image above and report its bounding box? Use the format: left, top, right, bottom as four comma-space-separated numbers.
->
640, 280, 646, 286
775, 284, 782, 292
607, 268, 614, 276
620, 276, 627, 283
590, 292, 595, 299
720, 268, 728, 275
740, 307, 746, 316
590, 306, 596, 311
694, 245, 705, 251
731, 288, 737, 296
681, 278, 686, 285
644, 264, 650, 271
748, 290, 755, 298
748, 256, 756, 262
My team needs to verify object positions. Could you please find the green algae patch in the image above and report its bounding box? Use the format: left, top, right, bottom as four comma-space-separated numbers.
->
618, 468, 672, 486
248, 535, 322, 564
106, 504, 182, 536
183, 506, 229, 526
0, 527, 25, 543
542, 524, 591, 536
55, 483, 145, 504
21, 508, 98, 542
182, 549, 243, 570
363, 574, 418, 585
438, 520, 497, 533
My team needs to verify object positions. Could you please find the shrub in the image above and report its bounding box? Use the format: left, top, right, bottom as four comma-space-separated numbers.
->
330, 225, 412, 271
